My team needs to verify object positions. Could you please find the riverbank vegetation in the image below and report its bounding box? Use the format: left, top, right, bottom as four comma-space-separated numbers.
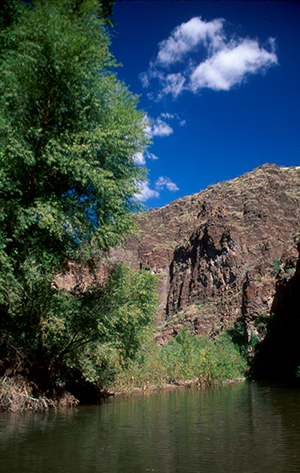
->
0, 322, 248, 410
0, 0, 156, 410
109, 327, 248, 394
0, 0, 248, 412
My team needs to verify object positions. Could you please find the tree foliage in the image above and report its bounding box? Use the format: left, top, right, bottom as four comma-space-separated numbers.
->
0, 0, 20, 31
62, 264, 159, 390
0, 0, 157, 395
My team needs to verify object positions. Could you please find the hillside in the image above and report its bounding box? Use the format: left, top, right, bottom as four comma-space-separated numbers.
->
110, 164, 300, 345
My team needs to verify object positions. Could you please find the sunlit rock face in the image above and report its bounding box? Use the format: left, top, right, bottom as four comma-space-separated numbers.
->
110, 164, 300, 343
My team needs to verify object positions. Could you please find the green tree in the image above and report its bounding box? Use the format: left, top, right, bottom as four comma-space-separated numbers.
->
0, 0, 20, 31
61, 264, 159, 392
0, 0, 154, 392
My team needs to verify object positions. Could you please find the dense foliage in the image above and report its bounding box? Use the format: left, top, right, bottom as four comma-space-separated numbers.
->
0, 0, 158, 398
109, 326, 248, 392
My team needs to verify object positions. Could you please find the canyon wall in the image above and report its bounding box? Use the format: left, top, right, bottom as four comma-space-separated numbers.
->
109, 164, 300, 343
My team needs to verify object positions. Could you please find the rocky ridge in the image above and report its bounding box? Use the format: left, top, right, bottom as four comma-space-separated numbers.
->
109, 164, 300, 344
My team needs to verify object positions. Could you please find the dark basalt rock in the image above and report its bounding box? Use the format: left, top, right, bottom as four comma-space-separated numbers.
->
109, 164, 300, 344
252, 240, 300, 382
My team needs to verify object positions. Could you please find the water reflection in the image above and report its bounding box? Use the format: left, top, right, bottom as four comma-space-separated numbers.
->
1, 381, 300, 473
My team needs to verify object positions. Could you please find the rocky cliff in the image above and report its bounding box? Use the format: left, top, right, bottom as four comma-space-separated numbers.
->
109, 164, 300, 344
252, 237, 300, 382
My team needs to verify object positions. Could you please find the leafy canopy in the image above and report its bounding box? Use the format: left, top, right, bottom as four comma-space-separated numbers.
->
0, 0, 148, 298
0, 0, 156, 388
0, 0, 148, 255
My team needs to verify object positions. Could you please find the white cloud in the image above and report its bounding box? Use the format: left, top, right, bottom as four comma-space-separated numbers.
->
145, 151, 159, 161
190, 38, 278, 92
139, 62, 165, 87
161, 112, 186, 126
132, 150, 159, 166
155, 176, 179, 192
141, 16, 278, 99
151, 117, 174, 137
144, 112, 187, 138
144, 114, 174, 138
157, 17, 224, 66
160, 112, 175, 119
139, 71, 150, 88
158, 73, 186, 99
132, 152, 146, 166
135, 181, 159, 202
142, 114, 153, 139
134, 176, 179, 202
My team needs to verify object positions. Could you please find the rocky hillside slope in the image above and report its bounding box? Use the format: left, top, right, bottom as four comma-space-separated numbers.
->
110, 164, 300, 344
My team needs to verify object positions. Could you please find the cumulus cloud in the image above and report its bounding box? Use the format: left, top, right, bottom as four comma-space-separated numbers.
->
190, 38, 278, 92
143, 112, 186, 139
144, 114, 174, 138
142, 114, 153, 139
135, 176, 179, 202
135, 181, 159, 202
156, 16, 224, 66
132, 150, 159, 166
132, 152, 146, 166
141, 16, 278, 99
151, 117, 174, 137
155, 176, 179, 192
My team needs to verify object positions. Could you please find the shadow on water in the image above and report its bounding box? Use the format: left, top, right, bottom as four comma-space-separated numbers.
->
1, 381, 300, 473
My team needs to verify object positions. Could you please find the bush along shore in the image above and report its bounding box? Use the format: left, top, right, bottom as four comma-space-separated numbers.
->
0, 326, 249, 411
108, 327, 248, 395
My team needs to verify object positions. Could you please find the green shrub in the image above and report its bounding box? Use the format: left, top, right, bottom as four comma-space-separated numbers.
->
110, 325, 248, 392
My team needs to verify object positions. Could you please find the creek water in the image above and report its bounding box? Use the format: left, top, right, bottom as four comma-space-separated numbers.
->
1, 381, 300, 473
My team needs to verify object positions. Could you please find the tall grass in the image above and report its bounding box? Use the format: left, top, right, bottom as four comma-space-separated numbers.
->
108, 326, 248, 393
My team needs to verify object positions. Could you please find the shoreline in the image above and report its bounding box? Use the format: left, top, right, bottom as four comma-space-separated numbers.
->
0, 375, 247, 412
106, 376, 247, 397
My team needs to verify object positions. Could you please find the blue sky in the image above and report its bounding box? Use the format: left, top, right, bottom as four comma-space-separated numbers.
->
110, 1, 300, 209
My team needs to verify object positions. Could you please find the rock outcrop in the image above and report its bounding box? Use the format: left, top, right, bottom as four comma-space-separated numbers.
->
252, 238, 300, 382
110, 164, 300, 343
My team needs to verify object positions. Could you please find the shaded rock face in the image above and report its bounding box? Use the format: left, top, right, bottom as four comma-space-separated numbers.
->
109, 164, 300, 342
252, 242, 300, 382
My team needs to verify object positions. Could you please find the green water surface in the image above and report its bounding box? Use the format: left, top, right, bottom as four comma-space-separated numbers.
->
1, 381, 300, 473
